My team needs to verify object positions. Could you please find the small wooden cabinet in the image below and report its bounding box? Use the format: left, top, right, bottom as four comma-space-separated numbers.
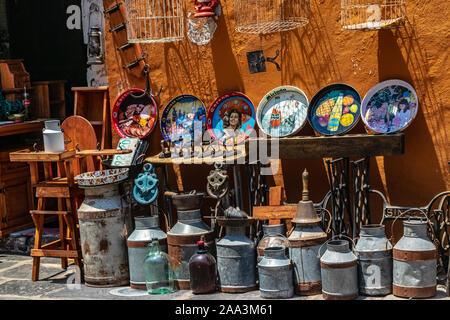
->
0, 148, 34, 237
0, 59, 31, 89
32, 81, 67, 119
72, 86, 111, 149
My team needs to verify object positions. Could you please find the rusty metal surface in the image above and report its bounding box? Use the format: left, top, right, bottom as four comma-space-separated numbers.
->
130, 283, 147, 290
290, 236, 327, 248
295, 280, 322, 295
320, 261, 357, 269
393, 284, 436, 298
127, 238, 168, 248
167, 233, 215, 246
322, 292, 358, 300
219, 285, 258, 293
393, 249, 437, 261
78, 184, 130, 287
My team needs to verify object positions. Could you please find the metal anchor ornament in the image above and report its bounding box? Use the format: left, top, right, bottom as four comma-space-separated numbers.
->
206, 163, 229, 199
133, 163, 159, 204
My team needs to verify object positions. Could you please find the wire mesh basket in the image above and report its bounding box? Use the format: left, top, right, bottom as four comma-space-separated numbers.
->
125, 0, 184, 43
234, 0, 310, 34
341, 0, 406, 30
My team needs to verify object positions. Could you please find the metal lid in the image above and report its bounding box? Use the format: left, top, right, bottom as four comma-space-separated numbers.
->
134, 215, 160, 229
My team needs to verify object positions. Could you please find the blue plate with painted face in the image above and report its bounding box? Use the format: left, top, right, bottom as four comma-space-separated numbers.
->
160, 94, 207, 146
308, 83, 361, 136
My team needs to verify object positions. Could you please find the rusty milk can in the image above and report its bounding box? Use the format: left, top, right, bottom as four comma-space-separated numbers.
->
127, 215, 167, 290
216, 207, 257, 293
393, 218, 437, 298
76, 169, 130, 287
319, 238, 358, 300
354, 224, 392, 296
257, 224, 289, 263
167, 191, 215, 290
258, 246, 294, 299
288, 169, 328, 295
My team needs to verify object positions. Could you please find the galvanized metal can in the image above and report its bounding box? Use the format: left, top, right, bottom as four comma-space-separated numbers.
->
127, 215, 167, 290
257, 224, 289, 263
393, 220, 437, 298
355, 224, 392, 296
167, 192, 215, 290
77, 183, 130, 287
217, 218, 257, 293
289, 224, 327, 295
258, 246, 294, 299
320, 239, 358, 300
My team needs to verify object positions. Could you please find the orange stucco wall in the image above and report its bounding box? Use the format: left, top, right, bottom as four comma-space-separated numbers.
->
102, 0, 450, 234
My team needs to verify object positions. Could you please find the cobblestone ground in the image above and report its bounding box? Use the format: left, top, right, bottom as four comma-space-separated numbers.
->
0, 252, 448, 300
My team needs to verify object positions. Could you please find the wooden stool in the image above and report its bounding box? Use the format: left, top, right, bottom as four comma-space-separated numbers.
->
10, 149, 83, 281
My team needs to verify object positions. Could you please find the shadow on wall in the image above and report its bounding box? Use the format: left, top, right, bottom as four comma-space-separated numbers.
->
163, 40, 217, 104
280, 0, 342, 97
209, 0, 245, 94
378, 19, 449, 207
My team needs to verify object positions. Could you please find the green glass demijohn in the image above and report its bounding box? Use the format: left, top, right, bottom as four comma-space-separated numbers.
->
144, 238, 175, 294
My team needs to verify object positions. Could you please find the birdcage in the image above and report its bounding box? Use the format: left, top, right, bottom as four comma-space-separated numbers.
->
125, 0, 184, 43
234, 0, 310, 34
341, 0, 406, 30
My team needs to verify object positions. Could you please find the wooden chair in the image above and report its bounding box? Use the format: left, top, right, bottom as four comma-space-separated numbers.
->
9, 150, 83, 281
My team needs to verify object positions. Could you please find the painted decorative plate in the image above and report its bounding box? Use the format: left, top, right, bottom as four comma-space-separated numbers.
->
361, 79, 418, 134
111, 88, 158, 139
160, 94, 207, 146
207, 92, 256, 145
256, 86, 308, 138
308, 83, 361, 136
75, 168, 129, 187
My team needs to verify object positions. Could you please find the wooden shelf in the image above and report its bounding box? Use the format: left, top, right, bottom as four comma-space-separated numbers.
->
245, 133, 405, 159
32, 81, 67, 119
72, 87, 111, 149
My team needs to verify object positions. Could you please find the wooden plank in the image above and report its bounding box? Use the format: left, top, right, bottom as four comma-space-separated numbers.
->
0, 120, 45, 137
245, 133, 404, 159
30, 210, 69, 215
268, 186, 283, 225
75, 149, 132, 157
71, 86, 108, 92
10, 149, 76, 162
253, 205, 296, 220
36, 186, 70, 198
30, 249, 80, 258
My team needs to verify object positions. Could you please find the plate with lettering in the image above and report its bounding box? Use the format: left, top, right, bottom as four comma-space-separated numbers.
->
207, 92, 256, 145
308, 83, 361, 136
361, 79, 418, 133
160, 94, 207, 146
256, 86, 308, 137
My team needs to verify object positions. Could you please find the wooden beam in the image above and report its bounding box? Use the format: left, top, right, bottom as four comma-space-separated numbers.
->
245, 133, 404, 159
253, 205, 296, 220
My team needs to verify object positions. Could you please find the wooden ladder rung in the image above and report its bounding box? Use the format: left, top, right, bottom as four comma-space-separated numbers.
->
30, 210, 71, 215
31, 249, 80, 258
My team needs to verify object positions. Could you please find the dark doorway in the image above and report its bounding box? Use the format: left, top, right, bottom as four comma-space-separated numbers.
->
6, 0, 87, 116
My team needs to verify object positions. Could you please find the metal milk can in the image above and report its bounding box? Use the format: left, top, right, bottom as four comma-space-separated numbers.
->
319, 238, 358, 300
257, 224, 289, 263
355, 224, 392, 296
42, 120, 65, 152
393, 218, 437, 298
258, 246, 294, 299
288, 169, 329, 295
167, 191, 215, 290
77, 182, 130, 287
127, 215, 167, 290
216, 207, 257, 293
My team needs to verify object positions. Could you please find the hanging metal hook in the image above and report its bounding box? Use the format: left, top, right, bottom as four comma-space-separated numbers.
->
264, 50, 281, 71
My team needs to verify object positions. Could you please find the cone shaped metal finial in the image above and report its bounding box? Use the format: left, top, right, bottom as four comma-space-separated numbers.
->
292, 169, 321, 224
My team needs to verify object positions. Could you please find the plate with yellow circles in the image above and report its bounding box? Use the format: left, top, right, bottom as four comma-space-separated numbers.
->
307, 83, 361, 136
